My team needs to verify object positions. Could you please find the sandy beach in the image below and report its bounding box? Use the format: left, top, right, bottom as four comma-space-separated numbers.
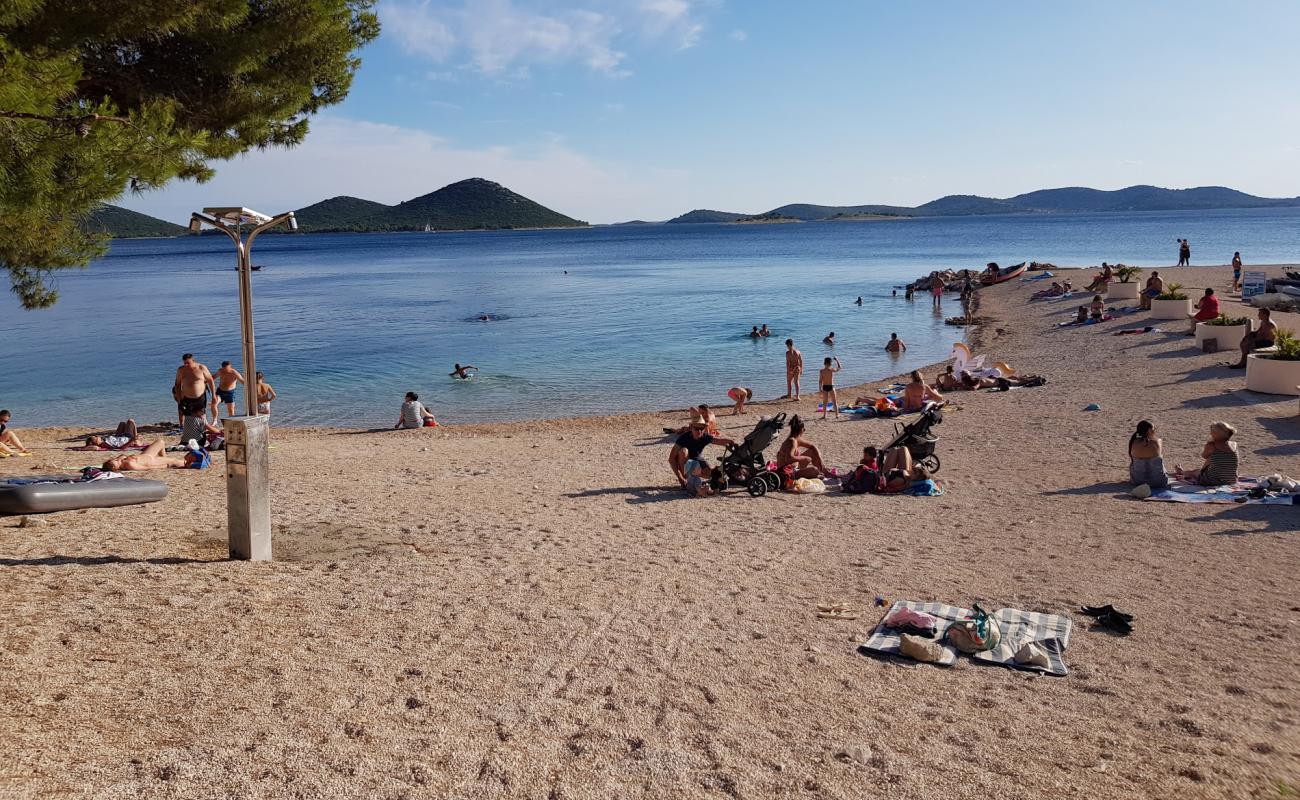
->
2, 264, 1297, 799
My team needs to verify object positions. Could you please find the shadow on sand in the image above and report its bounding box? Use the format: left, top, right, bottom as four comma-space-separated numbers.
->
1193, 504, 1299, 537
0, 554, 221, 567
566, 486, 688, 505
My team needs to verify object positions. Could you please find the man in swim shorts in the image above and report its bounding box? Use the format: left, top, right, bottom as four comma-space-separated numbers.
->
819, 356, 842, 420
885, 332, 906, 353
449, 363, 478, 379
784, 339, 803, 400
1230, 308, 1277, 369
1140, 271, 1163, 311
213, 360, 245, 418
930, 274, 945, 308
173, 353, 215, 425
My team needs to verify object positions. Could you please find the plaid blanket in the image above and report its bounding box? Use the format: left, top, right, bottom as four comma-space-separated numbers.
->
861, 601, 1072, 676
971, 607, 1072, 677
859, 600, 967, 667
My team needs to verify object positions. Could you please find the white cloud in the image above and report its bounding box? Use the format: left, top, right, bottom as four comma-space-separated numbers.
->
728, 28, 747, 42
380, 2, 457, 61
378, 0, 708, 77
116, 116, 691, 224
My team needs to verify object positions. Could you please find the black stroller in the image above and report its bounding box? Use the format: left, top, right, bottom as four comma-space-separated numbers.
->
885, 404, 943, 473
711, 412, 787, 497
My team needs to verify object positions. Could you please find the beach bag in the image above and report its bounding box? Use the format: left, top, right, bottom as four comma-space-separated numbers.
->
945, 604, 1000, 653
791, 478, 827, 494
842, 463, 883, 495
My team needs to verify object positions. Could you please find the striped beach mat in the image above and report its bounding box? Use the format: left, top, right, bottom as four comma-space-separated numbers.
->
859, 600, 968, 667
971, 607, 1073, 677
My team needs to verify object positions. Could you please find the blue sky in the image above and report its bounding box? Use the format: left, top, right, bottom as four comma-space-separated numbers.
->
123, 0, 1300, 224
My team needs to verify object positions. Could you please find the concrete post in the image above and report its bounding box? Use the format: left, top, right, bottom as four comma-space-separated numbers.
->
224, 415, 272, 561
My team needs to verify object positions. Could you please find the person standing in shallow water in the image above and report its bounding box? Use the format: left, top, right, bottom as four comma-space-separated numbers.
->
930, 274, 945, 308
784, 339, 803, 400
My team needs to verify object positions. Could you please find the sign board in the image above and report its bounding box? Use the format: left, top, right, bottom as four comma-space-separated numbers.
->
1241, 270, 1267, 300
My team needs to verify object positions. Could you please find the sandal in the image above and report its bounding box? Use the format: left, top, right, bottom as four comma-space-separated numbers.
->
817, 602, 859, 620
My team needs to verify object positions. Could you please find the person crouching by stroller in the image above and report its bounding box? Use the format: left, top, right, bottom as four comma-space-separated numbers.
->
670, 419, 735, 494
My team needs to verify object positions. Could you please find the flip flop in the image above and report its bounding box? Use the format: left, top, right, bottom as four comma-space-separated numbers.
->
817, 602, 859, 620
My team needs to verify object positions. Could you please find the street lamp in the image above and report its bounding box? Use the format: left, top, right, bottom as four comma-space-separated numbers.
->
188, 206, 296, 561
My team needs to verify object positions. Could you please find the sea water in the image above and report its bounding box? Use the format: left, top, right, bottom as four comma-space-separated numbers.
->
3, 207, 1299, 427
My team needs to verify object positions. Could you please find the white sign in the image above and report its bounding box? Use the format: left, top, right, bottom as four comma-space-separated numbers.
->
1241, 270, 1267, 299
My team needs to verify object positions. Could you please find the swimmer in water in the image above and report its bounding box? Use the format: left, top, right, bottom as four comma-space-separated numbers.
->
749, 325, 761, 338
478, 315, 490, 322
449, 363, 479, 379
759, 324, 771, 337
856, 296, 864, 305
823, 331, 835, 345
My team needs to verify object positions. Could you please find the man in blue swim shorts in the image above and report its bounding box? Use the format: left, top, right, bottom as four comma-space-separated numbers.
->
213, 360, 246, 419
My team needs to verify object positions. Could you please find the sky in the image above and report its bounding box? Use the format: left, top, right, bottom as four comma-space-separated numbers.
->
121, 0, 1300, 225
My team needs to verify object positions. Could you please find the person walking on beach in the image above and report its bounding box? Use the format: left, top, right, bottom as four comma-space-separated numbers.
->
213, 361, 245, 419
930, 274, 945, 309
1140, 271, 1164, 311
173, 354, 215, 426
395, 392, 438, 428
885, 332, 906, 353
1231, 252, 1243, 293
255, 372, 277, 415
819, 357, 842, 420
0, 410, 32, 457
1177, 238, 1191, 266
784, 339, 803, 400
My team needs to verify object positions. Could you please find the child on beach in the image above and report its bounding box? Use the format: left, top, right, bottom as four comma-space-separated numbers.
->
819, 357, 842, 419
727, 387, 753, 415
683, 459, 715, 497
256, 372, 276, 415
0, 409, 32, 457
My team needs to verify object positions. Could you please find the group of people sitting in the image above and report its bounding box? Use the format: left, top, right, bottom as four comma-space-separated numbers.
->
668, 413, 934, 498
1032, 279, 1075, 299
1128, 419, 1240, 491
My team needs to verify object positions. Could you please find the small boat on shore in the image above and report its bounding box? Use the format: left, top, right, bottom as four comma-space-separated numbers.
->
980, 261, 1027, 286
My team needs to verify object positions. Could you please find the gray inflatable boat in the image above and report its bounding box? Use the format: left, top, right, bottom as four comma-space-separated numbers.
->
0, 475, 168, 515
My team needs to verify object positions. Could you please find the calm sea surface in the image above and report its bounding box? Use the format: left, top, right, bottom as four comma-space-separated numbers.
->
4, 207, 1299, 427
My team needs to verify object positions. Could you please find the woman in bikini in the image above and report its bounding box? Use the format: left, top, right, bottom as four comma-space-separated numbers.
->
902, 370, 944, 412
776, 415, 831, 480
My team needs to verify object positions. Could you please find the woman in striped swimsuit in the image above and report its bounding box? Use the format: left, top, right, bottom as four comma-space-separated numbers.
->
1189, 421, 1239, 487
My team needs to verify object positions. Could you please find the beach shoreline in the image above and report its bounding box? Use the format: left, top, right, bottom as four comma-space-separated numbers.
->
2, 265, 1298, 800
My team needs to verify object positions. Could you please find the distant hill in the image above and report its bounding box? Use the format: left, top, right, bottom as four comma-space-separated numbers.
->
666, 209, 745, 224
85, 205, 185, 238
293, 179, 587, 233
666, 185, 1300, 222
766, 203, 916, 221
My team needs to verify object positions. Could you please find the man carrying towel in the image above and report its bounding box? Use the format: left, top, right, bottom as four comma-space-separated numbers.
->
173, 353, 215, 426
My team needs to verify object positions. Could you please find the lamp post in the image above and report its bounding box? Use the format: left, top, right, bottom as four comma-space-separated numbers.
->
188, 207, 296, 561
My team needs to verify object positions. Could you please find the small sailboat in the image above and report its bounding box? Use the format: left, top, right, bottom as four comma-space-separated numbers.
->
423, 222, 433, 232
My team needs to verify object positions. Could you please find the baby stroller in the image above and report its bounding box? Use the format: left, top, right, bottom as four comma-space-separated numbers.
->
711, 412, 787, 497
885, 404, 943, 473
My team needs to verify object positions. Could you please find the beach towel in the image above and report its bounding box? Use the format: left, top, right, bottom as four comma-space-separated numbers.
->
859, 600, 967, 666
970, 607, 1072, 677
1146, 476, 1297, 505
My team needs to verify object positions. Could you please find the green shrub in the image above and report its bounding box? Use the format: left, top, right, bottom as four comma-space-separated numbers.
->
1271, 329, 1300, 361
1206, 314, 1250, 326
1156, 282, 1188, 301
1115, 265, 1143, 283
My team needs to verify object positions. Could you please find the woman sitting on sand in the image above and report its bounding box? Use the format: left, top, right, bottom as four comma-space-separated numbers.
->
1176, 421, 1239, 487
902, 370, 945, 412
1127, 420, 1169, 490
1089, 294, 1107, 320
776, 415, 831, 480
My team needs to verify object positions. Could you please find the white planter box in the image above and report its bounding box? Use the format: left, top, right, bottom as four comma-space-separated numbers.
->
1194, 322, 1246, 352
1107, 282, 1140, 301
1246, 354, 1300, 396
1149, 297, 1193, 319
